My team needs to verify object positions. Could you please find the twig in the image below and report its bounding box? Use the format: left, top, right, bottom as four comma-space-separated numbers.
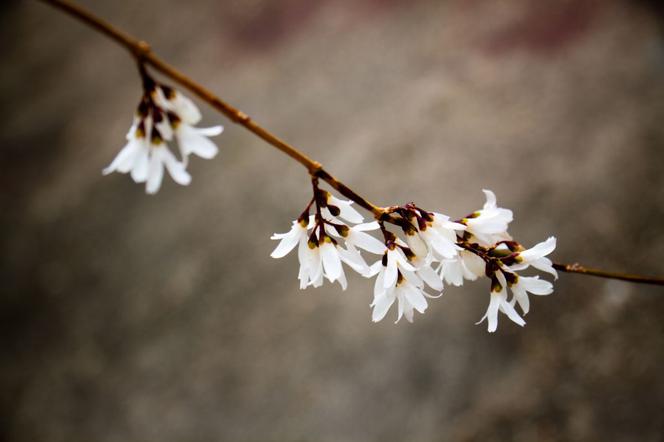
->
553, 263, 664, 286
38, 0, 664, 287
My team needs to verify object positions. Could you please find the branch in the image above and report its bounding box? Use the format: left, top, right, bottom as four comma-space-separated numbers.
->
39, 0, 664, 288
553, 263, 664, 286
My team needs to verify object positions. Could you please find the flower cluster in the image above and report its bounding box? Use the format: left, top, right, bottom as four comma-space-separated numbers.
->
103, 70, 223, 194
271, 185, 556, 332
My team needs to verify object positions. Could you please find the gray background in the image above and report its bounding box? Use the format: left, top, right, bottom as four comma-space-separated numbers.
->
2, 0, 663, 440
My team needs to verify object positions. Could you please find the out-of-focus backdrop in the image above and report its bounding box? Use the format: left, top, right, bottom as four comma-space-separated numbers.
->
2, 0, 663, 440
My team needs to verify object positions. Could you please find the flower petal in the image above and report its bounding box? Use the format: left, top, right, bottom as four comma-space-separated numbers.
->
320, 242, 343, 281
145, 150, 164, 194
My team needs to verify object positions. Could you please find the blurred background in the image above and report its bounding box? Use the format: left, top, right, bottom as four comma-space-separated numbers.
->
2, 0, 664, 440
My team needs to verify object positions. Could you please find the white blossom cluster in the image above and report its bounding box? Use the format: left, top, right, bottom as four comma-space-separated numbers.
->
271, 189, 557, 332
103, 81, 222, 194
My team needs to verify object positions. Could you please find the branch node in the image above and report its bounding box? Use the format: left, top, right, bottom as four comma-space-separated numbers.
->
308, 161, 323, 177
134, 40, 151, 60
235, 111, 251, 123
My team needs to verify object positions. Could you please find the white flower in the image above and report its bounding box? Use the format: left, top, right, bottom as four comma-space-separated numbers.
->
510, 236, 558, 279
369, 246, 442, 323
476, 270, 525, 332
175, 123, 224, 164
382, 248, 415, 289
270, 218, 323, 289
144, 141, 191, 194
324, 193, 364, 224
464, 189, 513, 246
270, 219, 309, 259
104, 83, 222, 194
154, 85, 202, 125
271, 217, 372, 290
344, 222, 385, 255
156, 87, 223, 163
509, 275, 553, 315
298, 241, 324, 289
313, 235, 371, 290
407, 252, 444, 292
102, 117, 146, 177
408, 212, 464, 260
103, 116, 191, 194
439, 249, 485, 286
371, 278, 429, 323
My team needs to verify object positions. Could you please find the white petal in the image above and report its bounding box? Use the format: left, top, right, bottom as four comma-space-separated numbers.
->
511, 285, 530, 315
461, 251, 485, 279
160, 147, 191, 186
402, 284, 428, 313
401, 303, 414, 323
418, 265, 443, 291
395, 292, 405, 323
177, 125, 219, 159
372, 291, 395, 322
373, 268, 386, 298
339, 246, 369, 274
521, 276, 554, 295
441, 260, 464, 286
485, 293, 502, 332
130, 145, 150, 182
393, 251, 416, 272
353, 221, 379, 232
425, 231, 458, 259
366, 260, 383, 278
520, 236, 557, 261
156, 118, 173, 141
270, 224, 302, 258
500, 298, 526, 327
384, 253, 399, 289
406, 233, 429, 258
481, 189, 497, 210
350, 230, 385, 255
196, 125, 224, 137
337, 271, 348, 291
532, 257, 558, 279
172, 91, 201, 124
145, 150, 164, 194
329, 195, 364, 223
320, 242, 342, 281
103, 139, 140, 175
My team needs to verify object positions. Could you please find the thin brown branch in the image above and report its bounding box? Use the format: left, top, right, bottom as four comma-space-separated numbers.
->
553, 263, 664, 286
39, 0, 664, 288
38, 0, 384, 217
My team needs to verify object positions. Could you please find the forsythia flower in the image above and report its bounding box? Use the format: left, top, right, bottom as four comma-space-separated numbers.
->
270, 188, 557, 332
476, 269, 526, 332
103, 82, 222, 194
462, 189, 513, 246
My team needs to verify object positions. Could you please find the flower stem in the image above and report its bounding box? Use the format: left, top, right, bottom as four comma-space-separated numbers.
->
38, 0, 664, 288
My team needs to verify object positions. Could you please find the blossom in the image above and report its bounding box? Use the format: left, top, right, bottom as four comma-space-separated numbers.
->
319, 193, 364, 224
103, 83, 222, 194
509, 275, 553, 315
369, 246, 443, 323
344, 222, 384, 254
155, 86, 224, 163
476, 270, 525, 332
439, 249, 485, 286
463, 189, 513, 246
103, 115, 191, 194
271, 217, 371, 290
270, 186, 556, 332
510, 236, 558, 279
270, 218, 309, 259
371, 276, 430, 323
403, 210, 464, 260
